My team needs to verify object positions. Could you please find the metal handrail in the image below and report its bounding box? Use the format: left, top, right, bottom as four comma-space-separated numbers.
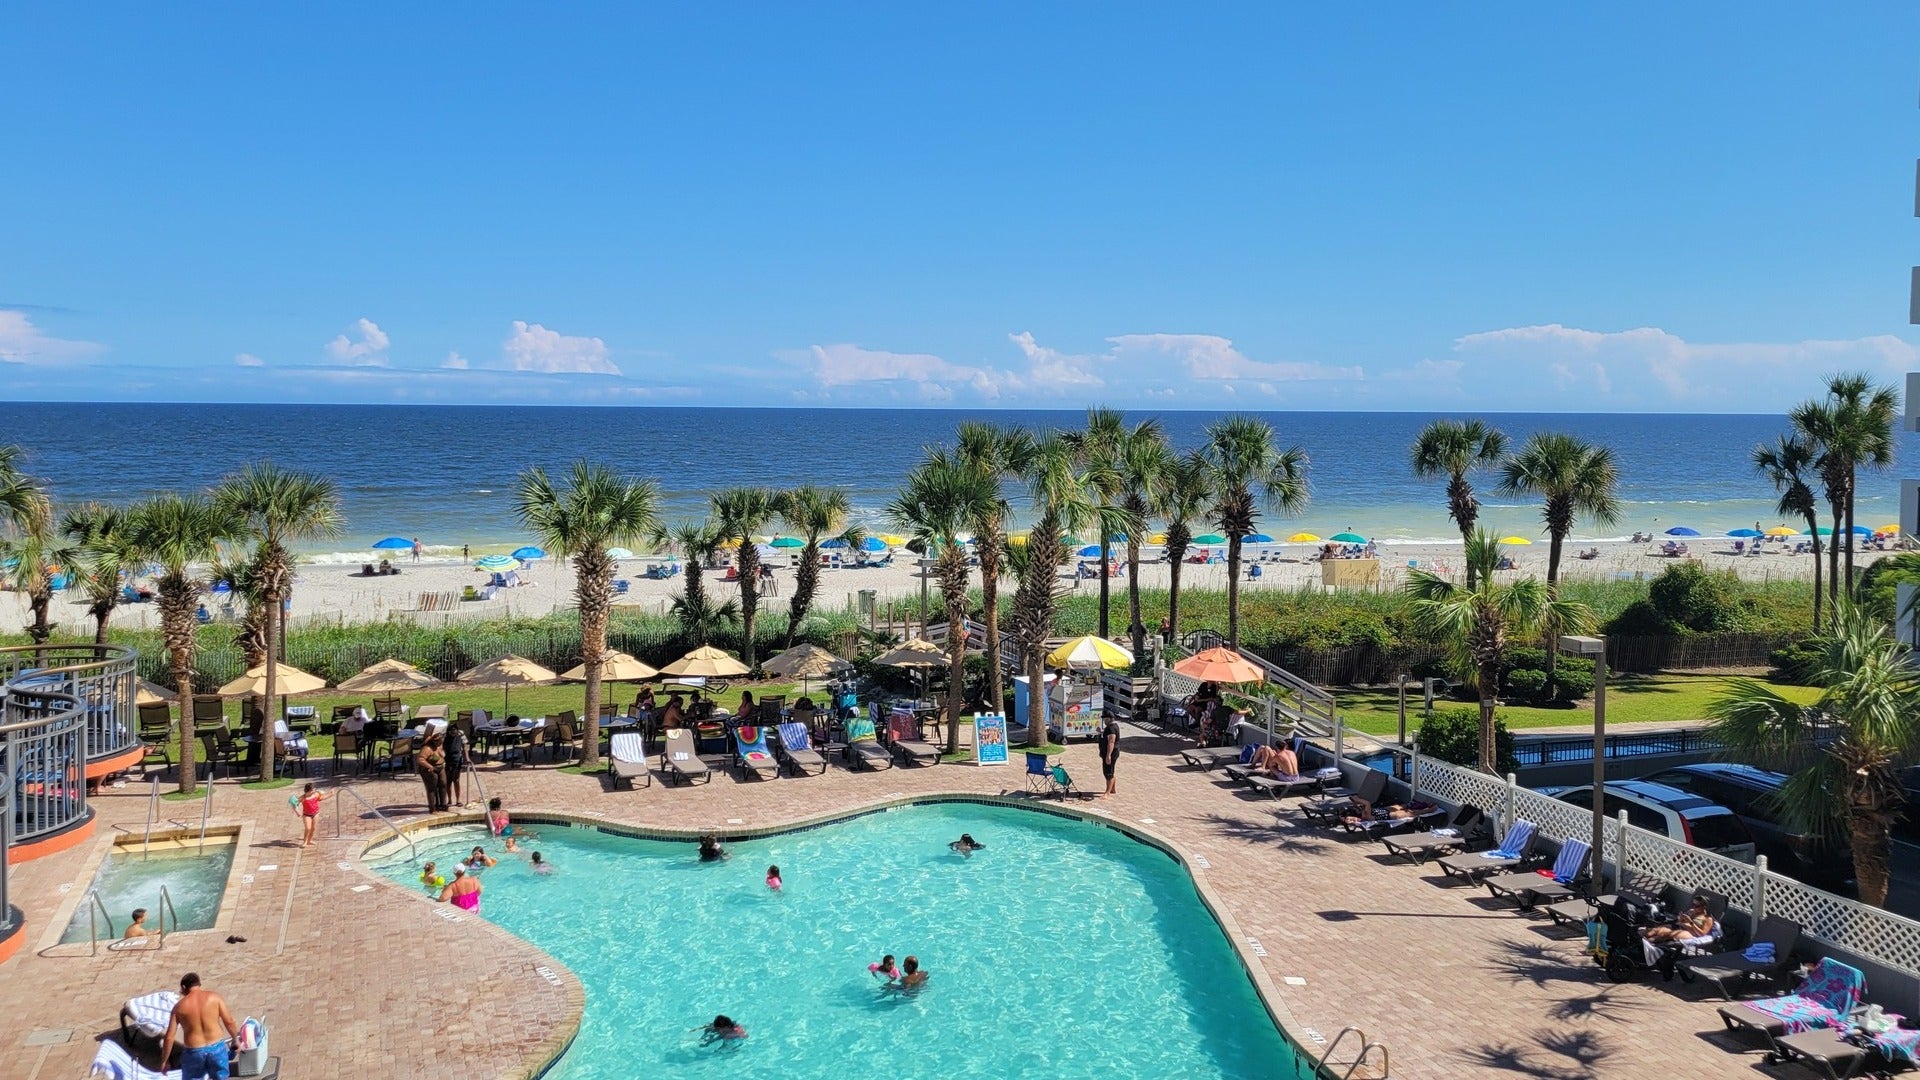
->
1314, 1025, 1392, 1080
197, 777, 213, 853
143, 777, 160, 859
156, 884, 178, 946
1339, 1041, 1389, 1080
468, 763, 490, 822
86, 889, 115, 956
336, 783, 416, 862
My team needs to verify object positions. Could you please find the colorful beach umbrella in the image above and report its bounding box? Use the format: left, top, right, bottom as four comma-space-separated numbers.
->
1803, 527, 1834, 536
1498, 536, 1532, 546
1077, 544, 1104, 557
1848, 525, 1873, 536
770, 536, 805, 548
475, 554, 518, 571
1665, 527, 1700, 537
1246, 533, 1275, 544
1193, 533, 1227, 545
1329, 533, 1367, 544
606, 547, 634, 559
879, 534, 909, 547
1287, 532, 1321, 543
1877, 524, 1902, 535
1765, 526, 1799, 537
821, 538, 849, 549
1728, 528, 1762, 538
858, 536, 888, 552
371, 536, 413, 550
1046, 635, 1133, 670
1173, 647, 1265, 686
1148, 532, 1168, 545
511, 546, 546, 560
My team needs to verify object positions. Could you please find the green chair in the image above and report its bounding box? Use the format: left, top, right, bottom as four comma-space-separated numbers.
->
1049, 764, 1078, 799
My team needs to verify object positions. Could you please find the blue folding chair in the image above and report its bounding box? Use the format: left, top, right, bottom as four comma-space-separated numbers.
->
1025, 752, 1052, 795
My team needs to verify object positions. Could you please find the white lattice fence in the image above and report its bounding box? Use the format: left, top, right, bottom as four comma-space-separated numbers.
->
1760, 874, 1920, 974
1620, 825, 1758, 910
1414, 760, 1509, 820
1159, 668, 1200, 701
1511, 786, 1620, 868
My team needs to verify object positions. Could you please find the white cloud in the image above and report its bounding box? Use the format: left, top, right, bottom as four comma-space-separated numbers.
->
503, 321, 620, 375
234, 353, 265, 367
0, 310, 106, 365
1106, 333, 1364, 383
807, 343, 973, 388
324, 318, 390, 366
1007, 331, 1104, 389
442, 351, 469, 370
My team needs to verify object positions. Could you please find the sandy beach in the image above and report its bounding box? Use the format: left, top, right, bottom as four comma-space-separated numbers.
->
6, 536, 1874, 638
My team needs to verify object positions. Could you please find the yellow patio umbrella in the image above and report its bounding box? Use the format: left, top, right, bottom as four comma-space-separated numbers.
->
1764, 526, 1799, 537
560, 650, 660, 682
1497, 536, 1532, 546
659, 644, 750, 678
878, 534, 908, 547
1046, 635, 1133, 670
337, 657, 442, 693
1287, 532, 1321, 543
218, 661, 328, 697
456, 654, 560, 714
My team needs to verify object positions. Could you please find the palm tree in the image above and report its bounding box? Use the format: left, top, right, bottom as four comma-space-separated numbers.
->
62, 503, 140, 644
1753, 434, 1825, 630
956, 422, 1032, 716
1204, 416, 1309, 650
888, 450, 999, 754
1497, 433, 1619, 688
666, 519, 736, 645
1156, 449, 1215, 647
779, 485, 860, 648
1065, 408, 1164, 644
1411, 419, 1509, 589
1795, 375, 1899, 604
128, 493, 242, 794
1406, 532, 1593, 771
516, 462, 661, 769
1109, 417, 1172, 658
216, 463, 343, 782
711, 487, 779, 671
1706, 603, 1920, 906
212, 550, 272, 670
1, 520, 81, 644
0, 446, 50, 536
1794, 400, 1849, 618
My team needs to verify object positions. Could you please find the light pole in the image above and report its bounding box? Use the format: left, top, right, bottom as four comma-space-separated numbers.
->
1558, 635, 1608, 888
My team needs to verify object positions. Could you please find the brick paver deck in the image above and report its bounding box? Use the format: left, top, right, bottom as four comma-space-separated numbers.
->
3, 731, 1772, 1079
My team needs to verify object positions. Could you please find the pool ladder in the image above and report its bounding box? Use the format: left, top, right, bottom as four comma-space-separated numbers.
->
1315, 1026, 1390, 1080
337, 782, 417, 863
85, 890, 115, 956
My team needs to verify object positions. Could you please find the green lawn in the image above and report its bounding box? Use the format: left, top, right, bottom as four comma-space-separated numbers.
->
1334, 673, 1822, 737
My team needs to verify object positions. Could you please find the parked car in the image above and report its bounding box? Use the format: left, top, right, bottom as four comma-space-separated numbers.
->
1642, 764, 1854, 890
1551, 780, 1758, 863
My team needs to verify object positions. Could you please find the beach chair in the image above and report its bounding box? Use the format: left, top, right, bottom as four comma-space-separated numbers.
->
1541, 874, 1673, 931
1681, 915, 1803, 999
886, 713, 940, 767
1181, 743, 1248, 771
1049, 764, 1079, 799
1025, 751, 1052, 794
1434, 819, 1540, 881
1483, 838, 1589, 908
136, 702, 173, 740
843, 717, 894, 770
1296, 768, 1388, 824
272, 720, 309, 776
732, 725, 781, 780
660, 728, 711, 785
609, 732, 651, 789
118, 990, 179, 1060
191, 695, 226, 732
775, 721, 827, 776
1378, 804, 1488, 863
1717, 957, 1867, 1059
1336, 800, 1446, 839
91, 1036, 181, 1080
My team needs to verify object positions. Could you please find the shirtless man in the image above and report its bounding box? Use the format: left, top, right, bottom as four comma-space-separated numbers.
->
123, 908, 150, 939
161, 972, 239, 1080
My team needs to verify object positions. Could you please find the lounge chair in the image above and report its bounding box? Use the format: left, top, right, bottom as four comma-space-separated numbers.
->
1379, 804, 1488, 864
886, 713, 940, 767
732, 725, 781, 780
1717, 957, 1867, 1058
1771, 1024, 1920, 1079
1336, 800, 1446, 839
1483, 838, 1589, 908
660, 728, 711, 786
843, 717, 894, 770
1180, 744, 1248, 771
118, 991, 179, 1060
1049, 764, 1079, 799
1542, 875, 1672, 930
1435, 819, 1540, 882
1296, 769, 1388, 824
774, 722, 827, 776
609, 732, 651, 789
1681, 914, 1804, 999
90, 1037, 181, 1080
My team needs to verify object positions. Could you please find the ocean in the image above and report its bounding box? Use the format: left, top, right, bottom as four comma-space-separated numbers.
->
2, 403, 1912, 558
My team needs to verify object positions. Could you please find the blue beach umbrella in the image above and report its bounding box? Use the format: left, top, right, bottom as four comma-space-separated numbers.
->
1665, 527, 1700, 537
821, 538, 850, 549
1803, 527, 1834, 536
1078, 544, 1104, 557
476, 554, 518, 571
371, 536, 413, 550
511, 546, 546, 560
858, 536, 887, 552
1849, 525, 1873, 536
1246, 533, 1275, 544
1727, 528, 1762, 538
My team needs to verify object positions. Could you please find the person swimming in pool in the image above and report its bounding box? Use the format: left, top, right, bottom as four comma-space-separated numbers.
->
465, 846, 497, 871
698, 834, 728, 862
488, 797, 528, 851
896, 955, 928, 991
530, 851, 553, 875
949, 834, 984, 858
438, 866, 482, 913
765, 864, 782, 891
868, 954, 900, 980
419, 862, 446, 890
701, 1015, 748, 1044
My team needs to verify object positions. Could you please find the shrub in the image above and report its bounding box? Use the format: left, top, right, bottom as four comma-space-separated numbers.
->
1550, 666, 1594, 702
1647, 561, 1745, 633
1504, 668, 1547, 699
1769, 638, 1828, 686
1415, 706, 1517, 774
1604, 598, 1668, 636
1857, 553, 1920, 623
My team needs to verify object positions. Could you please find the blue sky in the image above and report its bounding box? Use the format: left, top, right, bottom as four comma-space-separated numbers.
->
5, 4, 1920, 410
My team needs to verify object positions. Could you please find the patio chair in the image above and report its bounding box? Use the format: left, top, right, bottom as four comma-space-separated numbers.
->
1181, 743, 1249, 771
732, 725, 781, 780
1717, 957, 1867, 1060
1435, 819, 1540, 882
191, 695, 226, 732
332, 730, 362, 774
1541, 874, 1672, 930
1770, 1024, 1920, 1079
378, 735, 414, 777
197, 731, 240, 780
1049, 764, 1079, 799
272, 721, 309, 776
843, 716, 894, 771
1681, 914, 1804, 999
1296, 769, 1388, 824
1025, 751, 1052, 795
372, 696, 403, 723
1483, 838, 1589, 908
328, 704, 358, 734
885, 713, 940, 767
775, 721, 828, 776
1335, 800, 1446, 839
1379, 805, 1488, 863
661, 728, 712, 785
551, 712, 581, 763
137, 702, 173, 741
118, 989, 179, 1059
609, 732, 651, 789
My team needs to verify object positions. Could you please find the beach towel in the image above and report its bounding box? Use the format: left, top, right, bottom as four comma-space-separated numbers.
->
1743, 958, 1866, 1035
1869, 1027, 1920, 1064
1744, 942, 1777, 963
848, 717, 879, 744
89, 1039, 180, 1080
777, 722, 812, 751
1238, 744, 1257, 765
736, 726, 776, 768
1480, 820, 1536, 860
120, 991, 179, 1041
1545, 839, 1589, 885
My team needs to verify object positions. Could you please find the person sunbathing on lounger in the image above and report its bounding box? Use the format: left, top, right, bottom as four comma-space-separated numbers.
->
1340, 798, 1418, 826
1642, 896, 1715, 945
1248, 743, 1299, 778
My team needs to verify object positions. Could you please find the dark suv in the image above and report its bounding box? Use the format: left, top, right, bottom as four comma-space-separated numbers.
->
1642, 764, 1853, 890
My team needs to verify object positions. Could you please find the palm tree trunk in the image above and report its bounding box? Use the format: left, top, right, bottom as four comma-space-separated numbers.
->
1542, 532, 1564, 687
258, 593, 279, 782
785, 541, 821, 648
942, 553, 969, 757
1097, 538, 1112, 640
1225, 535, 1243, 650
738, 544, 761, 669
1025, 644, 1048, 749
1844, 476, 1857, 599
94, 609, 111, 645
1452, 472, 1477, 590
1808, 524, 1824, 633
580, 574, 607, 767
981, 556, 1004, 715
1828, 504, 1842, 617
164, 588, 199, 795
1477, 665, 1499, 773
1126, 539, 1145, 659
1167, 548, 1185, 647
1851, 810, 1893, 907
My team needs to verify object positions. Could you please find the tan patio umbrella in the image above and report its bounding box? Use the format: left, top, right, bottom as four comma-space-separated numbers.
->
761, 642, 852, 696
658, 644, 749, 679
456, 653, 560, 714
872, 638, 947, 669
134, 679, 180, 706
218, 661, 328, 697
560, 650, 660, 682
337, 657, 442, 693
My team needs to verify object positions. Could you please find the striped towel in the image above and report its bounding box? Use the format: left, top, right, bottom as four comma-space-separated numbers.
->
1480, 819, 1536, 860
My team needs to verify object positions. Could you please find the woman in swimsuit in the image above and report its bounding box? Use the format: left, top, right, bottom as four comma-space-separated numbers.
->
438, 866, 482, 912
698, 834, 728, 862
488, 797, 525, 851
417, 733, 449, 813
465, 846, 497, 871
295, 783, 330, 848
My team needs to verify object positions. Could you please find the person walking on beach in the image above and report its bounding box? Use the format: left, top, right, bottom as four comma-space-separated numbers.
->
1099, 717, 1121, 797
162, 972, 239, 1080
462, 544, 470, 560
411, 538, 422, 562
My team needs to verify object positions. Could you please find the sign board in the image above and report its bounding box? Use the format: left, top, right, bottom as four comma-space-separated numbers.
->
973, 713, 1008, 766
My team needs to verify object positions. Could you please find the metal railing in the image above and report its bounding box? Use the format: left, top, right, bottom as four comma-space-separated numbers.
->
0, 771, 11, 939
337, 783, 416, 862
1509, 727, 1724, 767
85, 889, 115, 956
0, 643, 138, 769
2, 682, 89, 844
156, 884, 178, 946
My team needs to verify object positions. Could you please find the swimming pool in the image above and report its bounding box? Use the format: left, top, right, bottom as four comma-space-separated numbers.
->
62, 841, 236, 944
374, 802, 1314, 1079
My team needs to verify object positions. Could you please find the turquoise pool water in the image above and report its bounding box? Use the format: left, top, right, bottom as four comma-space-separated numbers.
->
63, 844, 235, 944
374, 803, 1311, 1079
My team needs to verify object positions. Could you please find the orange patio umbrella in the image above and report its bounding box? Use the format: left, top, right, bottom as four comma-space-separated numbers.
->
1172, 647, 1266, 686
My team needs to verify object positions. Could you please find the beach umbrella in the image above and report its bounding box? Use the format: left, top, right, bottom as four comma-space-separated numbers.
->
511, 546, 546, 561
1148, 532, 1168, 545
1665, 527, 1700, 537
219, 661, 328, 698
879, 534, 908, 547
858, 536, 888, 553
1193, 533, 1227, 545
1877, 523, 1902, 535
1849, 525, 1874, 536
134, 679, 179, 706
561, 650, 660, 682
1329, 533, 1368, 544
606, 547, 634, 560
1498, 536, 1532, 546
1046, 635, 1133, 670
1008, 533, 1030, 546
1803, 527, 1834, 536
456, 654, 559, 714
821, 538, 849, 549
1765, 526, 1799, 537
761, 643, 852, 695
1728, 528, 1762, 538
660, 645, 751, 679
1061, 536, 1084, 547
1077, 544, 1104, 557
371, 536, 413, 550
873, 638, 948, 669
337, 657, 442, 693
770, 536, 805, 549
1287, 532, 1321, 543
1246, 533, 1274, 544
1173, 647, 1265, 686
475, 554, 518, 571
